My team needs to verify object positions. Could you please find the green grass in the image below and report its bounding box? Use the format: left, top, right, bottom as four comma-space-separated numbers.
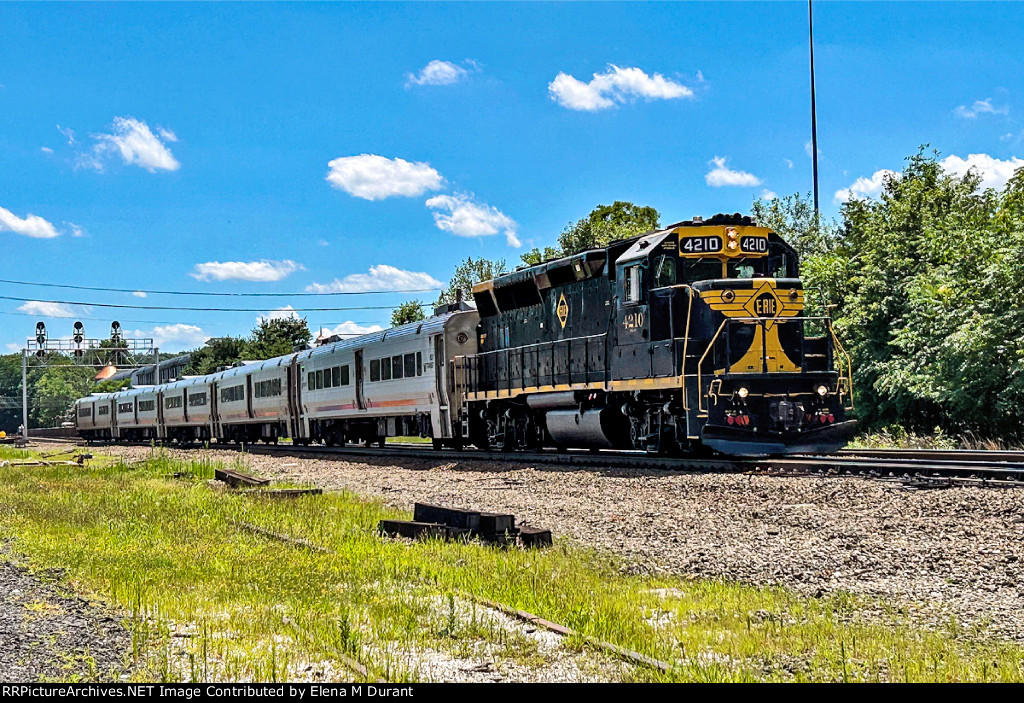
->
386, 436, 431, 444
0, 445, 1023, 682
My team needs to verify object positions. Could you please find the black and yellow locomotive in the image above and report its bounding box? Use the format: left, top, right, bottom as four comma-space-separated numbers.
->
454, 213, 855, 456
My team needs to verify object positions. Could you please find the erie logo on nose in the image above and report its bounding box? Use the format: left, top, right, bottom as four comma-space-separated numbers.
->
754, 293, 777, 317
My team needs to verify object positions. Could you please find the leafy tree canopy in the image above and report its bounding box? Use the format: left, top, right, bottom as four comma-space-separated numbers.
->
758, 148, 1024, 440
391, 300, 426, 327
436, 257, 509, 305
522, 201, 660, 265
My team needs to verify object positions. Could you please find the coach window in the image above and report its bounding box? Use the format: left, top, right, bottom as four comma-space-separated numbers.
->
416, 352, 422, 376
340, 365, 350, 386
331, 366, 340, 387
404, 353, 416, 378
370, 359, 380, 382
391, 355, 403, 379
307, 371, 314, 390
315, 369, 323, 390
381, 358, 391, 381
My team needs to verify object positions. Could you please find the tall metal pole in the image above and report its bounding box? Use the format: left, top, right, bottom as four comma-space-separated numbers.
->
809, 0, 820, 212
21, 350, 28, 439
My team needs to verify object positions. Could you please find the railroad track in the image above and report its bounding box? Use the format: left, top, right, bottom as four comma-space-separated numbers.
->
27, 436, 1024, 488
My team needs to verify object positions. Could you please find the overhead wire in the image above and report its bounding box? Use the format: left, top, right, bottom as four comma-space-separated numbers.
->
0, 277, 440, 298
0, 294, 430, 313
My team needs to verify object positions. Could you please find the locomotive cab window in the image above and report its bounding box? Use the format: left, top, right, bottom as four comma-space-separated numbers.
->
683, 259, 725, 283
623, 265, 643, 303
653, 255, 676, 288
728, 260, 757, 279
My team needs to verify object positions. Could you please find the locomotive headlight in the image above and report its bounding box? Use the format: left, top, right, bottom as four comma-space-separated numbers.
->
725, 227, 739, 251
816, 385, 828, 397
736, 387, 749, 399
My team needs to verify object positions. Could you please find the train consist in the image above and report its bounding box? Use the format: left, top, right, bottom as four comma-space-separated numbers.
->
75, 214, 855, 456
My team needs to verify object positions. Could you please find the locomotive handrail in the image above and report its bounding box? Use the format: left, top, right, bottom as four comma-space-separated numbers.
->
828, 324, 855, 410
466, 333, 607, 357
696, 320, 729, 414
455, 332, 608, 396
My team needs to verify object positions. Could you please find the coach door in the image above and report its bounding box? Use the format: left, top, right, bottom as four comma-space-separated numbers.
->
286, 357, 301, 439
434, 335, 450, 437
156, 391, 164, 439
354, 349, 367, 410
245, 375, 254, 420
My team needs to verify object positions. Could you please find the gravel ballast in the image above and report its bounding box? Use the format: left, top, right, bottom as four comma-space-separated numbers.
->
39, 441, 1024, 642
0, 552, 131, 681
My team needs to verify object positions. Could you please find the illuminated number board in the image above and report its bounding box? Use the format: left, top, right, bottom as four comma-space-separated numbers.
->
679, 235, 723, 256
740, 235, 769, 254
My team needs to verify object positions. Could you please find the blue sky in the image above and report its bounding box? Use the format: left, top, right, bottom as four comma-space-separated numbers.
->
2, 1, 1023, 352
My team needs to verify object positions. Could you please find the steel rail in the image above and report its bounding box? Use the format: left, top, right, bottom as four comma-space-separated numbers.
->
48, 436, 1024, 486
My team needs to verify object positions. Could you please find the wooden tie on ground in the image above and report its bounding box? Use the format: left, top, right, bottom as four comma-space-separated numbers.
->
214, 467, 271, 488
378, 503, 553, 547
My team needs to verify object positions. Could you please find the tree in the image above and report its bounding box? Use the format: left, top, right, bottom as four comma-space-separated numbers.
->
521, 201, 660, 265
436, 257, 509, 305
391, 300, 426, 327
246, 317, 312, 360
31, 359, 92, 427
184, 336, 249, 376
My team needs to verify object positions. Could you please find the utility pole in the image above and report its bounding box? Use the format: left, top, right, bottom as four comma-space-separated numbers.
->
809, 0, 820, 212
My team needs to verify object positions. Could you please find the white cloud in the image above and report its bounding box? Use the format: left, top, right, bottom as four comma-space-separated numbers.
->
319, 321, 386, 339
133, 324, 210, 352
326, 154, 444, 201
704, 156, 763, 187
66, 221, 86, 237
939, 153, 1024, 191
41, 146, 53, 155
760, 190, 778, 201
306, 265, 443, 294
805, 141, 821, 158
784, 158, 794, 169
425, 193, 520, 247
406, 60, 469, 87
0, 206, 60, 239
17, 300, 77, 318
548, 64, 693, 111
83, 116, 180, 172
57, 125, 75, 146
191, 259, 302, 282
954, 99, 1009, 119
836, 154, 1024, 203
132, 290, 147, 298
5, 343, 20, 354
834, 169, 899, 203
